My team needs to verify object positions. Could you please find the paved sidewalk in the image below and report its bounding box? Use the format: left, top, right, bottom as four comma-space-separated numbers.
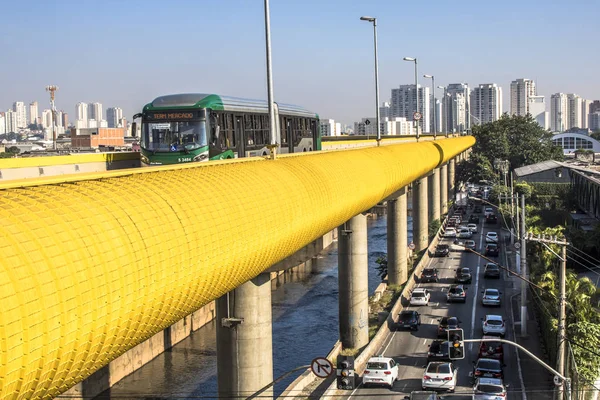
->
505, 248, 554, 400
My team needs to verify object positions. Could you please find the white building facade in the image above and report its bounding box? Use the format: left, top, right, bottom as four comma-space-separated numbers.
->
76, 102, 88, 128
550, 93, 569, 132
390, 85, 431, 133
510, 78, 536, 116
589, 112, 600, 131
528, 95, 548, 129
5, 109, 18, 133
29, 101, 39, 125
0, 112, 5, 135
13, 101, 27, 129
442, 83, 471, 133
471, 83, 503, 124
107, 107, 124, 128
567, 94, 583, 129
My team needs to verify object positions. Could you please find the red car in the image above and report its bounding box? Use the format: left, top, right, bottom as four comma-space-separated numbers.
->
478, 336, 504, 362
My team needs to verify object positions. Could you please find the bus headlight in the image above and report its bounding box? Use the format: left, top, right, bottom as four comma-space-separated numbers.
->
141, 155, 149, 164
193, 153, 208, 161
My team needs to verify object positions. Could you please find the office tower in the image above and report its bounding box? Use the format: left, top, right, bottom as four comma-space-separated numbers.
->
528, 96, 548, 129
442, 83, 470, 133
390, 85, 430, 133
5, 109, 18, 133
550, 93, 568, 132
29, 101, 39, 125
471, 83, 503, 124
106, 107, 123, 128
13, 101, 27, 129
510, 78, 536, 116
567, 94, 583, 129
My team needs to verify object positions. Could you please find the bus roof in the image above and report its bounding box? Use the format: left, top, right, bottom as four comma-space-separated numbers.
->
143, 93, 318, 119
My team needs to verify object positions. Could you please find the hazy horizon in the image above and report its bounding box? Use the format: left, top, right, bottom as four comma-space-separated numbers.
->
1, 0, 598, 127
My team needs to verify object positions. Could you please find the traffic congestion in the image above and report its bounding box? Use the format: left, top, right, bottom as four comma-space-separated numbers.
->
346, 186, 523, 399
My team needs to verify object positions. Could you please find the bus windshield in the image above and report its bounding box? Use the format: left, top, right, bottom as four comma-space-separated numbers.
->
142, 120, 208, 152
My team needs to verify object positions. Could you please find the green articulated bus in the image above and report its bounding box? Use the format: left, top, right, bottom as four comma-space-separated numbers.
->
133, 93, 320, 166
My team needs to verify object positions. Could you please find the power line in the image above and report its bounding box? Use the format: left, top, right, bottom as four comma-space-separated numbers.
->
567, 244, 600, 266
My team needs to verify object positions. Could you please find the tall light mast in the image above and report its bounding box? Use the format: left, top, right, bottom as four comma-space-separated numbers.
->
45, 85, 59, 150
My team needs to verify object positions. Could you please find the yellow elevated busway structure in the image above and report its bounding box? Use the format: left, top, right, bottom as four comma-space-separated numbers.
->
0, 136, 474, 399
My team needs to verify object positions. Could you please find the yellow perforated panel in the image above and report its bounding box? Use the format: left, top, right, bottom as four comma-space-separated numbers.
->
0, 137, 474, 399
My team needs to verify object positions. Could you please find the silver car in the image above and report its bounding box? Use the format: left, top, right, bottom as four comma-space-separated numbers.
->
473, 377, 507, 399
481, 289, 502, 307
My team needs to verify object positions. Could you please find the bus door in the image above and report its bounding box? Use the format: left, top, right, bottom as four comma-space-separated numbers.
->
235, 115, 245, 157
281, 117, 293, 154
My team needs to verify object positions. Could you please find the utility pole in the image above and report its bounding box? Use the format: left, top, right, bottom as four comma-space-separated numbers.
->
45, 85, 59, 151
524, 233, 569, 400
520, 194, 528, 337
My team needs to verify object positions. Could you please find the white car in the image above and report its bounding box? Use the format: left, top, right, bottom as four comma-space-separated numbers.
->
458, 228, 472, 238
410, 288, 431, 306
467, 223, 478, 233
473, 377, 507, 399
363, 356, 399, 388
484, 206, 494, 216
485, 232, 498, 243
422, 361, 458, 392
443, 228, 457, 238
482, 315, 506, 337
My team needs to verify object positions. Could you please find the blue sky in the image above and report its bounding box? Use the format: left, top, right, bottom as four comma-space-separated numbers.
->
1, 0, 598, 126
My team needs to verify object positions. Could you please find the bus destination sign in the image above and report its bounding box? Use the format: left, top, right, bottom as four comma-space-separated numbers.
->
149, 112, 195, 120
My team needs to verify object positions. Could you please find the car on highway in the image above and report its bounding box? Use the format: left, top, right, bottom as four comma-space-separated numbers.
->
485, 232, 499, 243
478, 336, 505, 362
410, 288, 431, 306
455, 267, 473, 284
472, 377, 508, 400
422, 361, 458, 392
465, 240, 477, 251
484, 263, 501, 278
397, 310, 421, 330
458, 228, 472, 238
484, 207, 494, 217
363, 356, 399, 388
485, 243, 499, 257
404, 391, 440, 400
437, 316, 461, 338
486, 214, 498, 224
427, 340, 450, 362
451, 239, 467, 252
474, 205, 482, 213
467, 223, 478, 233
421, 268, 439, 283
482, 315, 506, 337
468, 214, 480, 223
433, 244, 450, 257
446, 284, 467, 303
482, 288, 502, 307
472, 358, 505, 381
443, 228, 457, 238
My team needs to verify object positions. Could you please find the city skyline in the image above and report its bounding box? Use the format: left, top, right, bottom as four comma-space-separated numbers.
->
1, 0, 598, 127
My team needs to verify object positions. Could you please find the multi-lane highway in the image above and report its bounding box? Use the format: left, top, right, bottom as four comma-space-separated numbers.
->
344, 207, 524, 399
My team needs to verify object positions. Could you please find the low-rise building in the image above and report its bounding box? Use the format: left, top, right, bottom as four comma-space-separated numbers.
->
70, 127, 125, 149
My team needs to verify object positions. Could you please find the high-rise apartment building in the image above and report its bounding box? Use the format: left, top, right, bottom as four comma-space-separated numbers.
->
510, 78, 536, 116
320, 119, 336, 136
29, 101, 39, 125
106, 107, 123, 128
42, 109, 53, 129
442, 83, 470, 133
76, 102, 88, 128
5, 109, 18, 133
13, 101, 27, 129
567, 94, 583, 129
590, 100, 600, 114
89, 102, 103, 122
390, 85, 430, 133
62, 112, 69, 128
581, 99, 590, 129
528, 96, 548, 130
589, 112, 600, 131
0, 112, 5, 135
550, 93, 568, 132
470, 83, 503, 124
379, 102, 390, 120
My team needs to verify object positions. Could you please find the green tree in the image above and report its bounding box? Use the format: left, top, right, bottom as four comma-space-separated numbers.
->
471, 114, 564, 170
590, 130, 600, 141
514, 182, 533, 199
567, 322, 600, 385
455, 153, 497, 186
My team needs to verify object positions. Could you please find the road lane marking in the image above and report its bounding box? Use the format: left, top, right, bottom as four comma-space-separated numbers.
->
469, 218, 484, 351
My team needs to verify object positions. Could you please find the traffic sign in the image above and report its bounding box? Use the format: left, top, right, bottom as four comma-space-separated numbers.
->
408, 242, 416, 250
311, 357, 333, 378
554, 375, 564, 387
364, 119, 371, 126
514, 242, 521, 250
413, 112, 422, 121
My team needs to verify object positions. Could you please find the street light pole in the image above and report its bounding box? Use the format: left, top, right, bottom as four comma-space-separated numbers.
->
424, 74, 435, 139
403, 57, 418, 139
264, 0, 277, 158
360, 16, 381, 145
520, 194, 528, 337
438, 85, 448, 136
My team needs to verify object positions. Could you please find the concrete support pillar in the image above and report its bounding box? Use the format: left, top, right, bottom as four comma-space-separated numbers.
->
449, 159, 456, 204
428, 168, 440, 223
338, 214, 369, 350
216, 274, 273, 399
412, 177, 429, 252
440, 163, 448, 215
387, 188, 408, 286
